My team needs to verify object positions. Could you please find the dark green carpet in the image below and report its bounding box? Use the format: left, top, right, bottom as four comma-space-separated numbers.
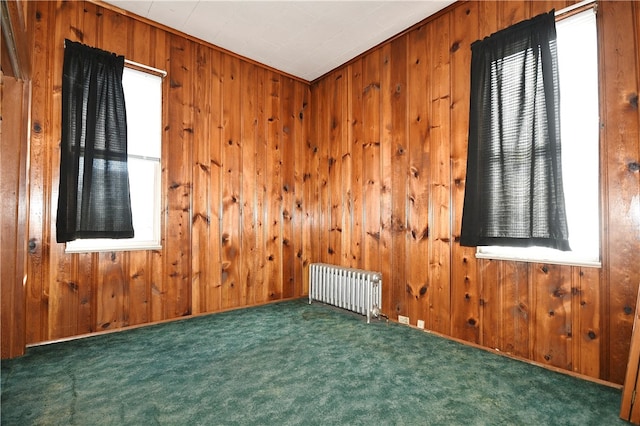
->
1, 299, 624, 425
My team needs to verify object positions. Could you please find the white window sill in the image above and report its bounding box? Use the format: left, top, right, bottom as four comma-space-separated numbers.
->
475, 250, 601, 268
65, 242, 162, 254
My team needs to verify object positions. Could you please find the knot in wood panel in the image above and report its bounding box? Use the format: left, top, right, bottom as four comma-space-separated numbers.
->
366, 231, 381, 241
405, 283, 414, 296
553, 287, 567, 298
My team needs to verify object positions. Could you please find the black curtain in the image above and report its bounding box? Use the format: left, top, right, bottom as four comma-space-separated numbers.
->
56, 40, 134, 243
460, 11, 570, 251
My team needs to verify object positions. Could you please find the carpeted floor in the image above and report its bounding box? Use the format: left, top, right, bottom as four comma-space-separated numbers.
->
1, 299, 625, 425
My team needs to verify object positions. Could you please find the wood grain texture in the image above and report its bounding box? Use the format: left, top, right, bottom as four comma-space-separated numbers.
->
406, 23, 430, 327
307, 0, 639, 385
598, 0, 640, 385
0, 76, 29, 358
379, 43, 394, 318
6, 0, 640, 389
1, 0, 31, 78
17, 0, 308, 350
361, 50, 382, 276
450, 1, 480, 345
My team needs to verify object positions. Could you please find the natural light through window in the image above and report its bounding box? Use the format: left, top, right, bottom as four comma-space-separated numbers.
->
476, 8, 600, 267
66, 66, 163, 253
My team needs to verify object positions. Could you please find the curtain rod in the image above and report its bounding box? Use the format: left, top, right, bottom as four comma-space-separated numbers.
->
555, 0, 596, 16
124, 59, 167, 78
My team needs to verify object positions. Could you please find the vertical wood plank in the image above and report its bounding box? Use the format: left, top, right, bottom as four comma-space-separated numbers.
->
221, 55, 242, 309
191, 43, 213, 315
316, 78, 329, 265
302, 81, 317, 295
25, 0, 53, 345
264, 70, 282, 300
328, 71, 343, 267
478, 0, 499, 40
532, 263, 572, 370
427, 13, 452, 334
1, 76, 28, 357
361, 50, 381, 283
498, 0, 527, 28
96, 251, 127, 330
529, 0, 569, 18
340, 69, 353, 268
73, 252, 95, 334
127, 251, 149, 326
254, 67, 267, 303
206, 48, 223, 312
164, 34, 193, 318
281, 77, 296, 298
379, 44, 394, 317
479, 259, 503, 349
406, 24, 431, 327
389, 38, 409, 319
348, 62, 364, 270
240, 61, 258, 305
150, 26, 168, 323
450, 0, 480, 344
296, 84, 311, 295
573, 267, 601, 378
502, 262, 531, 358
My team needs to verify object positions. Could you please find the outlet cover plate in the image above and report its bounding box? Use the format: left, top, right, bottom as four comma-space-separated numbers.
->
398, 315, 410, 325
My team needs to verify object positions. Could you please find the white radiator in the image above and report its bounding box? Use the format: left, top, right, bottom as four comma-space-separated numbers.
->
309, 263, 382, 323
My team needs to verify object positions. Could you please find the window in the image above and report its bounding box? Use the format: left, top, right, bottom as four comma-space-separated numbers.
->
476, 8, 600, 267
66, 66, 163, 253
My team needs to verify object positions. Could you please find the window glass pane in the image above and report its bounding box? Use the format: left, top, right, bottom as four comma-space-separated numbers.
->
122, 67, 162, 159
556, 9, 599, 263
128, 157, 161, 243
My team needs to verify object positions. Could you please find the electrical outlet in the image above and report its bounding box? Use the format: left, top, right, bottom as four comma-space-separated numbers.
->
417, 319, 425, 329
398, 315, 410, 325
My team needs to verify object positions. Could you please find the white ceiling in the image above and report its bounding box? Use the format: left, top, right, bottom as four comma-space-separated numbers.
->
103, 1, 456, 81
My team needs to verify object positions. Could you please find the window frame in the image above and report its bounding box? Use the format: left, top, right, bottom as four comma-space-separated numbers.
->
474, 5, 601, 268
65, 63, 165, 254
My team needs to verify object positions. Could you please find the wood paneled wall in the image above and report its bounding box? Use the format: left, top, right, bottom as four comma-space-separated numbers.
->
22, 1, 310, 344
1, 75, 30, 358
309, 0, 640, 385
1, 0, 31, 360
6, 0, 639, 387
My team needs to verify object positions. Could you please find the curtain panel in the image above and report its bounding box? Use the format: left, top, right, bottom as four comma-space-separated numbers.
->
460, 11, 570, 251
56, 40, 134, 243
